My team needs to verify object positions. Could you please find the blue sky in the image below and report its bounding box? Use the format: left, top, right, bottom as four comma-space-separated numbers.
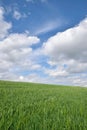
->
0, 0, 87, 86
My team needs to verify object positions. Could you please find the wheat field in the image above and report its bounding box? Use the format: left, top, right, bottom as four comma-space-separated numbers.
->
0, 81, 87, 130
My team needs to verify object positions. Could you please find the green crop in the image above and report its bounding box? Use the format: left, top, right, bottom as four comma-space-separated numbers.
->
0, 81, 87, 130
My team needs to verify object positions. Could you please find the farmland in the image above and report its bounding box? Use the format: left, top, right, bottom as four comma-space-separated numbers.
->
0, 81, 87, 130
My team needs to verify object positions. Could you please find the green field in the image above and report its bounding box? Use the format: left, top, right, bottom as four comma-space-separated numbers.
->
0, 81, 87, 130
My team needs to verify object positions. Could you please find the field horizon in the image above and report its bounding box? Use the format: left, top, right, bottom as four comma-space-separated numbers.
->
0, 80, 84, 88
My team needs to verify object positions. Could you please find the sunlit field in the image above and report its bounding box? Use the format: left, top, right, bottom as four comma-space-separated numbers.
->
0, 81, 87, 130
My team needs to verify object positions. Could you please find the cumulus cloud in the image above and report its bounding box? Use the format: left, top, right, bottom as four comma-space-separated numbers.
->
43, 18, 87, 86
44, 18, 87, 59
0, 33, 40, 52
0, 6, 42, 82
0, 7, 12, 39
44, 66, 68, 77
43, 18, 87, 72
0, 33, 40, 69
0, 6, 87, 87
0, 7, 44, 83
17, 73, 56, 84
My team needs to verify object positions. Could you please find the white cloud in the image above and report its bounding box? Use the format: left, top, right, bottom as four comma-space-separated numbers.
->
13, 10, 27, 20
0, 33, 40, 50
44, 67, 68, 77
44, 18, 87, 59
0, 6, 41, 82
34, 19, 62, 35
0, 7, 4, 19
0, 7, 12, 39
13, 10, 22, 20
0, 32, 40, 77
43, 18, 87, 67
43, 18, 87, 86
18, 73, 56, 84
0, 6, 87, 87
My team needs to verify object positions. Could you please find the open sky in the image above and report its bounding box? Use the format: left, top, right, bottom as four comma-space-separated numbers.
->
0, 0, 87, 86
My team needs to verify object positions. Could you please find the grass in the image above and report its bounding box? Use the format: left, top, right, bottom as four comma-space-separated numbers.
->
0, 80, 87, 130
